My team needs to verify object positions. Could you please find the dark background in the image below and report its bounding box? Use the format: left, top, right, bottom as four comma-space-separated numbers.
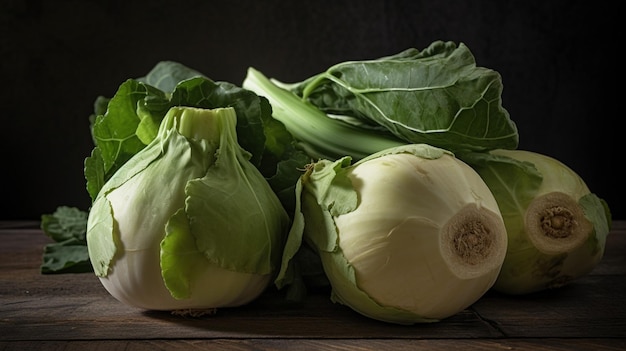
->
1, 1, 621, 220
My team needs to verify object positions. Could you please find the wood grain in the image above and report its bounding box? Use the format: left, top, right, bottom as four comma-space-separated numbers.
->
1, 221, 624, 350
1, 339, 626, 351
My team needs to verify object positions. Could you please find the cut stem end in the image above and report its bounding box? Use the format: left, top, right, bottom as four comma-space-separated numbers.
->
442, 205, 507, 279
525, 192, 591, 255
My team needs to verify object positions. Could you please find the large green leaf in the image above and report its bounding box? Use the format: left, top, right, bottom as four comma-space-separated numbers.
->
292, 41, 518, 153
84, 62, 308, 214
40, 206, 92, 274
91, 80, 149, 177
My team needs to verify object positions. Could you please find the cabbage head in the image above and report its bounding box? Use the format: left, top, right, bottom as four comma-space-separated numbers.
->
460, 149, 612, 295
86, 106, 290, 311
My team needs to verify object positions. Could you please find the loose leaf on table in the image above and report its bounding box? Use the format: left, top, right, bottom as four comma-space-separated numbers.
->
40, 206, 92, 274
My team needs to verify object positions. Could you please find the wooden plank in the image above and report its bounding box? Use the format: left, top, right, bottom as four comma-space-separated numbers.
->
472, 275, 626, 338
0, 221, 40, 229
1, 338, 625, 351
0, 229, 500, 341
1, 222, 624, 345
470, 224, 626, 338
0, 270, 501, 341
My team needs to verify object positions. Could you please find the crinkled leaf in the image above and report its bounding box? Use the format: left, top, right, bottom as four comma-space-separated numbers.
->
84, 196, 117, 277
156, 107, 288, 298
41, 238, 92, 274
86, 127, 173, 277
292, 41, 518, 153
138, 60, 205, 93
275, 177, 305, 289
274, 176, 329, 301
185, 146, 288, 274
459, 151, 543, 223
161, 209, 207, 300
84, 147, 105, 202
40, 206, 92, 274
135, 86, 171, 144
308, 157, 357, 217
91, 79, 149, 177
580, 193, 612, 256
85, 62, 307, 216
266, 152, 310, 216
170, 77, 267, 166
40, 206, 88, 242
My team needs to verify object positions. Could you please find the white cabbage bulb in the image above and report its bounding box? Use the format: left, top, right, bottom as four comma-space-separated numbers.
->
281, 144, 508, 324
464, 149, 612, 295
86, 106, 290, 312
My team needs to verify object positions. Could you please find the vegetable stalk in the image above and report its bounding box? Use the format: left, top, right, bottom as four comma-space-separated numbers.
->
243, 67, 406, 161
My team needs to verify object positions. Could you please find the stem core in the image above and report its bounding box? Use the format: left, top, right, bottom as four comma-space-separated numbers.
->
525, 192, 591, 255
442, 204, 507, 279
540, 206, 576, 239
453, 221, 493, 265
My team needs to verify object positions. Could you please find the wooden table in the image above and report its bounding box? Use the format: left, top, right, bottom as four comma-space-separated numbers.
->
1, 220, 625, 350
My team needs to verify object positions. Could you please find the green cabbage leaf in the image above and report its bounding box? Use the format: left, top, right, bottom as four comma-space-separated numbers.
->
281, 40, 518, 154
86, 61, 309, 215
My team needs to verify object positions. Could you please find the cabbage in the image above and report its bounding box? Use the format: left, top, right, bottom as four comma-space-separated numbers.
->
276, 144, 508, 324
86, 106, 290, 311
460, 149, 612, 294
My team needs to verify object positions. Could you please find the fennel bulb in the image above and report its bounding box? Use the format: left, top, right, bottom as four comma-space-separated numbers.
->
86, 106, 290, 311
461, 149, 612, 295
277, 144, 508, 324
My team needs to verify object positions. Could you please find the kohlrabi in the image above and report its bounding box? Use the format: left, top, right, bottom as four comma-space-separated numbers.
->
277, 144, 508, 324
460, 149, 612, 295
86, 106, 290, 312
